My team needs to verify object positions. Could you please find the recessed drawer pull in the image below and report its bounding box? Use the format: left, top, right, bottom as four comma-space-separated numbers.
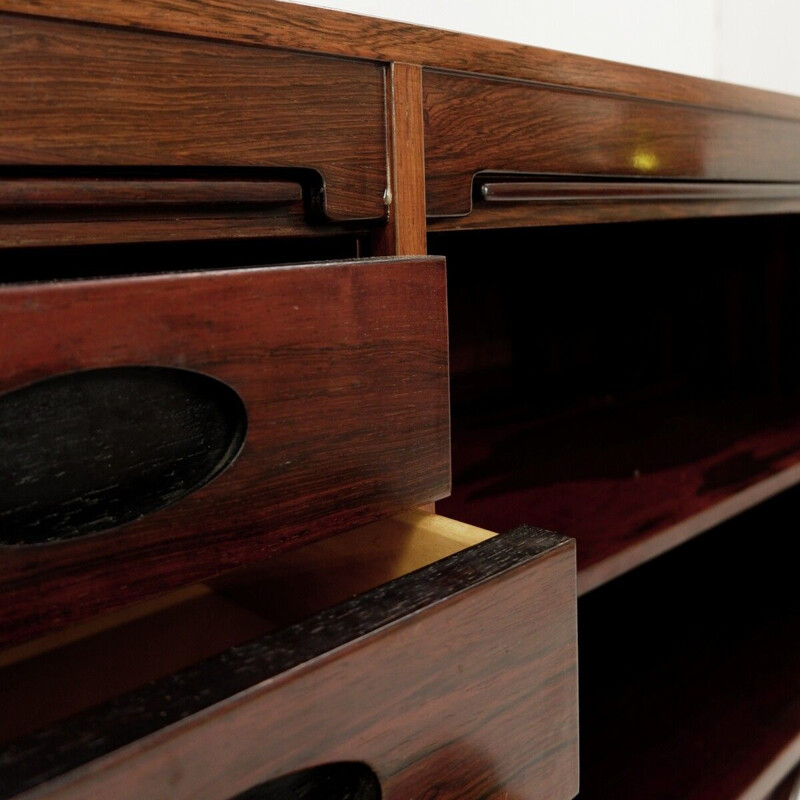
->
0, 366, 247, 547
229, 763, 380, 800
0, 179, 302, 211
479, 180, 800, 204
0, 257, 450, 647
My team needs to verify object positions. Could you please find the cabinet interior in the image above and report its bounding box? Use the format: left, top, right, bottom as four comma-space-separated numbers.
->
0, 233, 365, 283
433, 214, 800, 591
578, 483, 800, 800
434, 212, 800, 800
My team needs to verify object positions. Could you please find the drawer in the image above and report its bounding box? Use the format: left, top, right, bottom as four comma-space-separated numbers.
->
0, 511, 579, 800
0, 14, 387, 222
0, 256, 449, 647
423, 68, 800, 218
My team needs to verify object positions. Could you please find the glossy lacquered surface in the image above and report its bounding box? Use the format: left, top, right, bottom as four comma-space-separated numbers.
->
423, 69, 800, 218
5, 0, 800, 121
0, 257, 450, 647
0, 14, 387, 221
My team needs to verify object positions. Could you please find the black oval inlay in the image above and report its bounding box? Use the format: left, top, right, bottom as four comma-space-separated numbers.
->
0, 367, 247, 546
229, 763, 381, 800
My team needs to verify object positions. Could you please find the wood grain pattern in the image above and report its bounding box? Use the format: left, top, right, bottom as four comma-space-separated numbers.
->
0, 178, 302, 210
429, 195, 800, 231
439, 393, 800, 595
3, 0, 800, 120
0, 524, 578, 800
480, 180, 800, 203
423, 69, 800, 217
0, 586, 273, 744
0, 210, 365, 250
0, 512, 490, 744
371, 63, 427, 257
427, 181, 800, 229
0, 14, 387, 221
0, 257, 450, 647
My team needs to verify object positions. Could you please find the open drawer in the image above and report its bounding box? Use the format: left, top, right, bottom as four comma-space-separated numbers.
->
0, 256, 449, 647
0, 511, 579, 800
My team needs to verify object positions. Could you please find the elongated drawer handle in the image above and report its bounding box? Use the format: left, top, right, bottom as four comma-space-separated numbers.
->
0, 179, 302, 210
480, 180, 800, 203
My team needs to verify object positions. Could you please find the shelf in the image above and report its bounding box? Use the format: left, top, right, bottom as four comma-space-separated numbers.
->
436, 214, 800, 593
577, 489, 800, 800
438, 390, 800, 593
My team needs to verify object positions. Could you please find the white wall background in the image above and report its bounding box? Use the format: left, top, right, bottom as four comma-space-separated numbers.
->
295, 0, 800, 97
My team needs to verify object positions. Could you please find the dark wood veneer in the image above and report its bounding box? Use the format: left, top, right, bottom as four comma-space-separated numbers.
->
440, 392, 800, 594
0, 526, 577, 800
0, 257, 450, 647
424, 69, 800, 217
4, 0, 800, 120
1, 2, 797, 798
480, 180, 800, 203
0, 14, 387, 221
429, 195, 800, 231
0, 178, 303, 211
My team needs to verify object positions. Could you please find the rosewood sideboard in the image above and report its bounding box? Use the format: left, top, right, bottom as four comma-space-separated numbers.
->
0, 2, 798, 799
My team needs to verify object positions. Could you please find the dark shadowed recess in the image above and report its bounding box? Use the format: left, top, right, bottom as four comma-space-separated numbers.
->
230, 763, 381, 800
434, 214, 800, 579
0, 233, 362, 283
578, 483, 800, 800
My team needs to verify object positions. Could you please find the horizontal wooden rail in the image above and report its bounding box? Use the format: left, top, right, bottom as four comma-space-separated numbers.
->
0, 179, 302, 210
480, 180, 800, 204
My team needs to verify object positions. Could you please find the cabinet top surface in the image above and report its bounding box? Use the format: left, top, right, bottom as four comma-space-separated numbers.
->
2, 0, 800, 120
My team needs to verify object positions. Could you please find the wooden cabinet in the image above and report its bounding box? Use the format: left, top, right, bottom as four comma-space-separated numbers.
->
0, 2, 797, 799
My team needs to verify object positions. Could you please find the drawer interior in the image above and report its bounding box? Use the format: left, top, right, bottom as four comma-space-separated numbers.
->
1, 513, 575, 800
0, 512, 494, 745
433, 213, 800, 592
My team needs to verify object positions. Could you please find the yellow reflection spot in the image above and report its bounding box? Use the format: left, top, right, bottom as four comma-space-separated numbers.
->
632, 149, 660, 172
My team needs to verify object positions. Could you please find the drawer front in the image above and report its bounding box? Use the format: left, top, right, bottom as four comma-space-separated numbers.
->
1, 517, 578, 800
0, 257, 449, 647
0, 14, 387, 221
424, 68, 800, 218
